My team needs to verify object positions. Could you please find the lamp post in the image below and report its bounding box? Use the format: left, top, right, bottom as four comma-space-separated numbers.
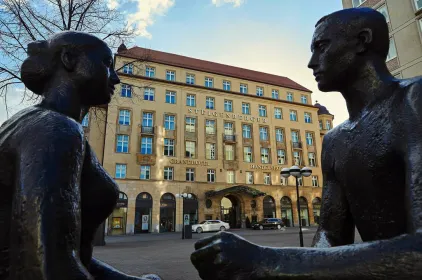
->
281, 166, 312, 247
176, 193, 192, 239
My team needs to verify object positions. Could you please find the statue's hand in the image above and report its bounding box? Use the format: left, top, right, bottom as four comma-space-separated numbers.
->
191, 232, 267, 280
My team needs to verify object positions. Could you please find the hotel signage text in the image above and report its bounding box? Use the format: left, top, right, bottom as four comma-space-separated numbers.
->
249, 164, 284, 171
169, 159, 210, 166
188, 108, 268, 123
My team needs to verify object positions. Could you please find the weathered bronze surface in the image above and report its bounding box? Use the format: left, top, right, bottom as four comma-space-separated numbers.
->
191, 8, 422, 279
0, 31, 161, 280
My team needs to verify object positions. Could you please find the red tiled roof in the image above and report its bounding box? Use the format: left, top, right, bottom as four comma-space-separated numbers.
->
117, 47, 312, 93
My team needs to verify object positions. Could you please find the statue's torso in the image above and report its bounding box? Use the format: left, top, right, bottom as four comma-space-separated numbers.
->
0, 106, 118, 277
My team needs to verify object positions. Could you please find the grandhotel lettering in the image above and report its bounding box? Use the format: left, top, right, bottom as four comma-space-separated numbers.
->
169, 159, 210, 166
250, 164, 283, 171
188, 108, 268, 123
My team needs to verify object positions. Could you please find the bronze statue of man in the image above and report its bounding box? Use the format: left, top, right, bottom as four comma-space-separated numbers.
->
0, 31, 160, 279
191, 7, 422, 279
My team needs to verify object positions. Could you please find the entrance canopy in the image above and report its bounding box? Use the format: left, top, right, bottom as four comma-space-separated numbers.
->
205, 185, 266, 198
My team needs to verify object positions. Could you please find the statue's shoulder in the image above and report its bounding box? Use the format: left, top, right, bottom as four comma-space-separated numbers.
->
399, 76, 422, 108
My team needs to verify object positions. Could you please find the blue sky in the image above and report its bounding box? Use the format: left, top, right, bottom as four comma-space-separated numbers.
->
0, 0, 348, 125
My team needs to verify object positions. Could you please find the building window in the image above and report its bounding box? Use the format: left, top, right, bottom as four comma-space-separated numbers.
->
186, 168, 195, 182
298, 177, 303, 187
275, 128, 284, 142
287, 92, 293, 102
274, 108, 282, 119
206, 143, 216, 160
227, 171, 235, 184
185, 117, 196, 133
115, 164, 127, 179
82, 113, 89, 127
165, 91, 176, 104
304, 112, 312, 123
141, 137, 153, 155
306, 132, 314, 146
386, 38, 397, 61
123, 63, 133, 74
140, 165, 150, 180
164, 139, 175, 156
142, 112, 153, 127
164, 167, 174, 180
277, 149, 286, 165
166, 70, 175, 81
145, 67, 155, 78
225, 144, 235, 160
206, 120, 216, 134
119, 109, 131, 125
240, 84, 248, 94
291, 130, 300, 143
308, 152, 316, 167
293, 151, 302, 166
352, 0, 366, 7
116, 135, 129, 153
121, 84, 132, 98
223, 80, 231, 91
205, 77, 214, 88
206, 97, 215, 109
259, 127, 268, 141
281, 177, 287, 186
258, 105, 267, 117
224, 122, 234, 135
242, 103, 250, 114
301, 95, 308, 104
261, 148, 270, 164
272, 89, 279, 99
164, 115, 175, 130
144, 88, 155, 101
207, 169, 216, 183
244, 146, 253, 163
246, 171, 254, 184
377, 5, 389, 23
319, 120, 323, 130
256, 86, 264, 97
185, 141, 196, 158
264, 173, 271, 185
186, 74, 195, 85
186, 94, 196, 107
290, 110, 297, 121
242, 124, 251, 139
325, 120, 332, 130
312, 175, 319, 187
224, 100, 233, 112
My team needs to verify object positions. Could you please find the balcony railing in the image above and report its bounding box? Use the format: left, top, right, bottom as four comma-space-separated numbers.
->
292, 141, 302, 149
223, 134, 236, 142
141, 126, 155, 134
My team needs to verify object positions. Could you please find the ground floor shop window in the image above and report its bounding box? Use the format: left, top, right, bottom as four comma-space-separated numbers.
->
108, 192, 128, 235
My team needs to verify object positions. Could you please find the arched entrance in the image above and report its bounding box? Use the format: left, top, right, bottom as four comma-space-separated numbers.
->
312, 197, 322, 225
160, 193, 176, 232
135, 192, 153, 233
299, 196, 310, 226
280, 196, 294, 227
221, 195, 241, 228
108, 192, 128, 235
263, 196, 276, 218
183, 194, 198, 225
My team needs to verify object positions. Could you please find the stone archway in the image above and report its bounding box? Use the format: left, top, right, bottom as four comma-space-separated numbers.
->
280, 196, 294, 227
312, 197, 322, 225
160, 193, 176, 232
221, 195, 242, 229
299, 196, 310, 226
263, 195, 276, 218
135, 192, 153, 234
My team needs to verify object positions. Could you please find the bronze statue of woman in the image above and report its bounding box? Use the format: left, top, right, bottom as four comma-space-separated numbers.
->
191, 7, 422, 280
0, 31, 160, 280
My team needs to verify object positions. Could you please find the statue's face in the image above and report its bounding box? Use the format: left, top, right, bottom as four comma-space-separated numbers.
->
308, 20, 357, 92
77, 42, 120, 106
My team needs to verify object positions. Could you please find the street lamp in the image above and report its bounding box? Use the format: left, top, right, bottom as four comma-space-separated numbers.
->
280, 166, 312, 247
176, 193, 192, 239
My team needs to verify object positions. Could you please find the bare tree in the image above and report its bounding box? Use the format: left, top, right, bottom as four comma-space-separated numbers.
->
0, 0, 150, 120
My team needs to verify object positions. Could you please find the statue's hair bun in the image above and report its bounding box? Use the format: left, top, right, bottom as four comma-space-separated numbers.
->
20, 40, 54, 96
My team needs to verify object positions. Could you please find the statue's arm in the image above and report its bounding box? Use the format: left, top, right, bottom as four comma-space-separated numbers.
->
11, 119, 93, 280
89, 258, 160, 280
312, 136, 354, 247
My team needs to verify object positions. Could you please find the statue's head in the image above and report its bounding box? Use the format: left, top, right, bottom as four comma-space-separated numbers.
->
21, 31, 120, 106
308, 8, 389, 92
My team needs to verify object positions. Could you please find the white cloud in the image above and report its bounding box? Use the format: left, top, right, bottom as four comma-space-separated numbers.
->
212, 0, 245, 7
107, 0, 119, 9
0, 86, 36, 126
127, 0, 175, 39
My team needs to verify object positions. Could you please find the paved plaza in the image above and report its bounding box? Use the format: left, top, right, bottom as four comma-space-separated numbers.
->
94, 228, 363, 280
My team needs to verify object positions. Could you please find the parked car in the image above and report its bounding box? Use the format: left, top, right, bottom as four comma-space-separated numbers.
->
252, 218, 285, 230
192, 220, 230, 233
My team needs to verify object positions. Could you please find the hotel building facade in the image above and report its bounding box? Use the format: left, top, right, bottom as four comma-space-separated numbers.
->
84, 45, 334, 235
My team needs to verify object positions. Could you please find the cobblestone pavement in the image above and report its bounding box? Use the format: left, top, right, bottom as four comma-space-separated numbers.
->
93, 227, 362, 280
